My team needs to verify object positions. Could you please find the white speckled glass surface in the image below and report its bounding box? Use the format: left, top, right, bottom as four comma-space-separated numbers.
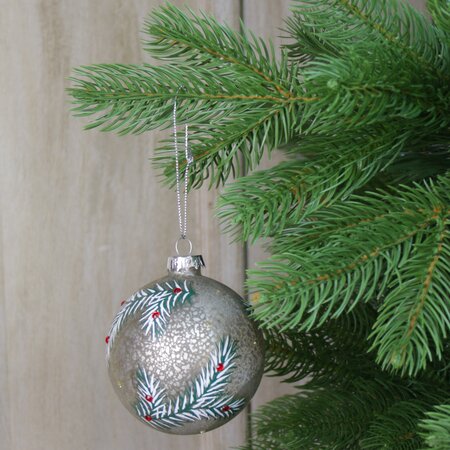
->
108, 260, 265, 434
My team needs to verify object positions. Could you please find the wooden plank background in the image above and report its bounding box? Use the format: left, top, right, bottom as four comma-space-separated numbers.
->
0, 0, 426, 449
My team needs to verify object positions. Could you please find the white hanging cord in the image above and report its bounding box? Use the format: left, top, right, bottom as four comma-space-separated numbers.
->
173, 96, 193, 255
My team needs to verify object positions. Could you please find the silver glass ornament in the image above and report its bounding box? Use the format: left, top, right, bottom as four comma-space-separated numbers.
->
106, 255, 265, 435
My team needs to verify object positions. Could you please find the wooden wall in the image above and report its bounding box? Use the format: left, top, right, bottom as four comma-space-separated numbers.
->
0, 1, 426, 449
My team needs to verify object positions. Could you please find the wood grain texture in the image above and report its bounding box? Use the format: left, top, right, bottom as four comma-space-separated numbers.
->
243, 0, 300, 414
0, 1, 244, 449
0, 203, 11, 450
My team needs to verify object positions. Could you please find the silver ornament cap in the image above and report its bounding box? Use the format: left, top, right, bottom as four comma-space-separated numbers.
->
167, 254, 205, 274
106, 255, 265, 435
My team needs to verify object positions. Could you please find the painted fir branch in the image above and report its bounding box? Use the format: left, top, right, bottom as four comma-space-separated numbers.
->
134, 337, 245, 430
106, 280, 193, 360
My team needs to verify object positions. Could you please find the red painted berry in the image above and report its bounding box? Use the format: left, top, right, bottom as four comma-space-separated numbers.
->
173, 287, 182, 294
217, 363, 224, 372
222, 405, 231, 412
145, 395, 153, 403
144, 415, 152, 422
120, 300, 126, 306
105, 336, 110, 344
151, 311, 160, 319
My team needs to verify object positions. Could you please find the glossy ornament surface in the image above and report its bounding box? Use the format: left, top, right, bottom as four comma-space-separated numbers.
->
106, 255, 265, 435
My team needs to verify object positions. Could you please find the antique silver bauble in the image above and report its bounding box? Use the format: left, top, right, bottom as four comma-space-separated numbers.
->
106, 255, 265, 435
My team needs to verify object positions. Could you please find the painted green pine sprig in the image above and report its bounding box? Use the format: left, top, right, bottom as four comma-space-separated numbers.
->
135, 337, 245, 430
106, 280, 194, 360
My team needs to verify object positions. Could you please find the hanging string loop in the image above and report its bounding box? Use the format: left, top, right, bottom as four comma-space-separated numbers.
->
173, 89, 193, 255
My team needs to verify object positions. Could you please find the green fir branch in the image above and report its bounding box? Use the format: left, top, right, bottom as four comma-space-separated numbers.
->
144, 4, 292, 96
218, 128, 406, 241
299, 45, 448, 136
289, 0, 450, 79
153, 103, 299, 188
243, 378, 415, 450
284, 0, 450, 142
69, 5, 317, 188
427, 0, 450, 42
360, 400, 436, 449
284, 13, 342, 61
244, 377, 448, 450
69, 61, 306, 187
263, 305, 377, 385
69, 63, 299, 133
69, 2, 450, 188
419, 403, 450, 449
249, 175, 449, 375
369, 215, 450, 376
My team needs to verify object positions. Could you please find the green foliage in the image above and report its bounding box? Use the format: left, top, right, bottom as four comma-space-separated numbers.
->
217, 129, 407, 241
283, 0, 449, 143
242, 378, 447, 449
261, 305, 450, 449
69, 0, 450, 447
69, 4, 308, 187
70, 62, 301, 187
427, 0, 450, 41
420, 404, 450, 449
263, 304, 378, 385
360, 400, 432, 449
251, 176, 450, 376
243, 385, 387, 450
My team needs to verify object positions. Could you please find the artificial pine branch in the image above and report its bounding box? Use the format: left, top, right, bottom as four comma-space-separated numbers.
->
289, 0, 449, 79
250, 176, 450, 375
419, 404, 450, 449
262, 312, 450, 449
153, 104, 298, 188
70, 2, 449, 188
69, 5, 311, 188
242, 377, 447, 450
263, 304, 378, 385
359, 400, 438, 449
218, 127, 407, 241
70, 63, 301, 133
427, 0, 450, 42
144, 4, 291, 91
369, 213, 450, 375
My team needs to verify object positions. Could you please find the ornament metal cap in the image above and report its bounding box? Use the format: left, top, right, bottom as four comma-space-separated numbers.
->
167, 255, 205, 274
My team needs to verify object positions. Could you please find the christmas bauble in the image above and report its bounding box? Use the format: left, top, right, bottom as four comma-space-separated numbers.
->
106, 255, 265, 435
